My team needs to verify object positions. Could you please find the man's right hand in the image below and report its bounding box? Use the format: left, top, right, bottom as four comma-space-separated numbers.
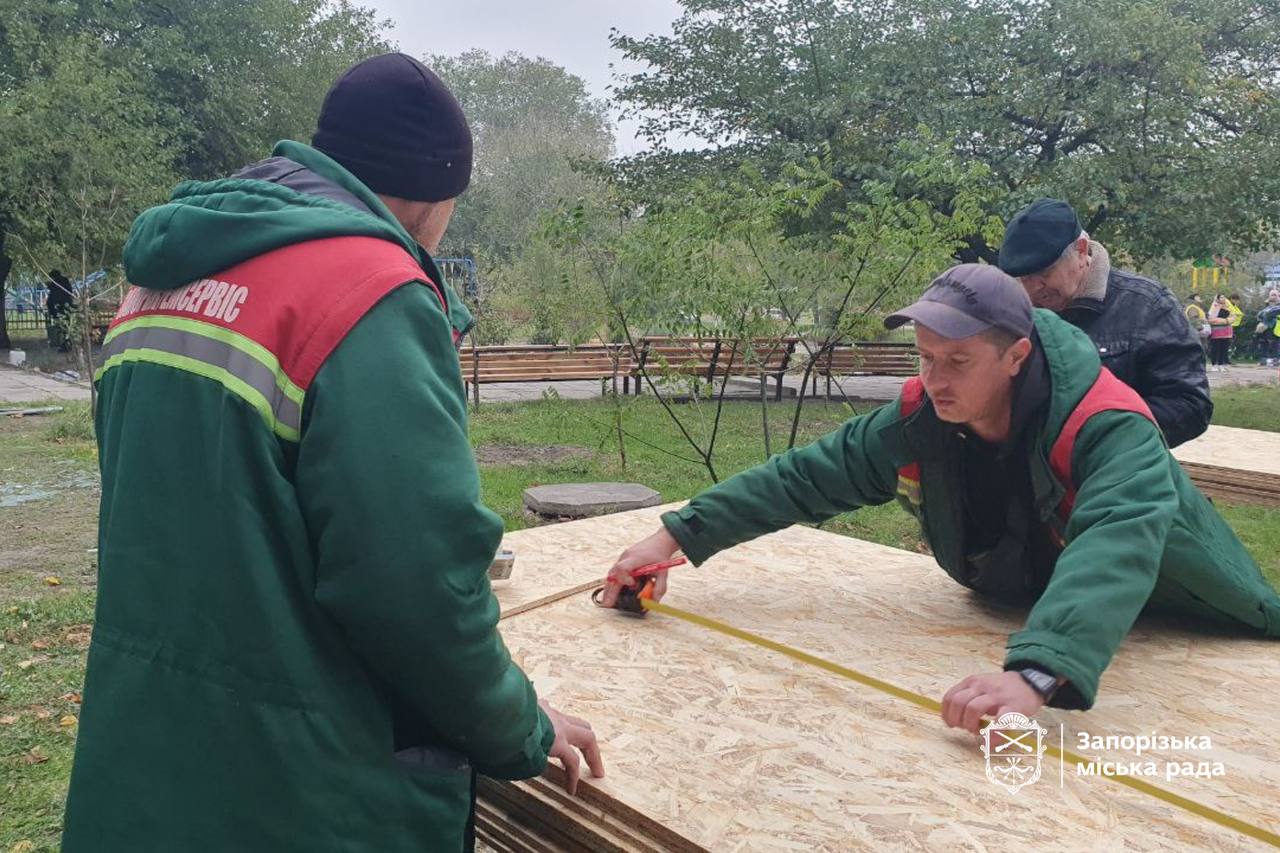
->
598, 527, 682, 608
540, 700, 604, 795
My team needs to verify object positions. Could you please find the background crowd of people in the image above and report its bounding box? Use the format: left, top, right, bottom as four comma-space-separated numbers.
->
1185, 289, 1280, 369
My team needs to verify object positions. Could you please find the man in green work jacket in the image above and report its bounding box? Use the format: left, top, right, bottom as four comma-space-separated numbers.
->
604, 264, 1279, 732
63, 54, 601, 851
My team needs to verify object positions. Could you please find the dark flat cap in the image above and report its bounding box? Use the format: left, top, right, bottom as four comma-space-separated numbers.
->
997, 199, 1083, 277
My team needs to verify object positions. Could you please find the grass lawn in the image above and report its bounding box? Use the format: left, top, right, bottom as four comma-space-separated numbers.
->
1, 385, 1276, 850
1209, 385, 1279, 432
470, 393, 927, 550
0, 406, 99, 850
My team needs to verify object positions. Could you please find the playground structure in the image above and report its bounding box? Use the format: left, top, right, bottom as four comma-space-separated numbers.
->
1190, 255, 1232, 293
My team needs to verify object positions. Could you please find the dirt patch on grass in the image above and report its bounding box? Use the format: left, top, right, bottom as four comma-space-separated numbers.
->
0, 488, 99, 596
0, 416, 99, 599
474, 443, 593, 467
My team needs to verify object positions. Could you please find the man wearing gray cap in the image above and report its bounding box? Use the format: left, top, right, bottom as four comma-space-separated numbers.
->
603, 265, 1277, 732
999, 198, 1211, 447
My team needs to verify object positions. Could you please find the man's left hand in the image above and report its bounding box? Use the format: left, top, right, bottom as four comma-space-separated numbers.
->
941, 671, 1045, 733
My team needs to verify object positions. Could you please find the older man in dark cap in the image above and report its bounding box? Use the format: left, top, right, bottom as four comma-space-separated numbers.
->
63, 54, 601, 852
603, 265, 1278, 733
997, 198, 1211, 447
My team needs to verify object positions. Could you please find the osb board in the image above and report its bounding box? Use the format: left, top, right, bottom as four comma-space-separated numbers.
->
1173, 425, 1280, 478
492, 503, 679, 617
498, 517, 1280, 851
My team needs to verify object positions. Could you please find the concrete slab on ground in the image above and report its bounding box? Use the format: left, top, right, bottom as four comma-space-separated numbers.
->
523, 483, 661, 519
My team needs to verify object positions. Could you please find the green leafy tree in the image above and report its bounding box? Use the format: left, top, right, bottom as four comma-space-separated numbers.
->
611, 0, 1280, 263
545, 139, 1000, 479
427, 50, 614, 263
0, 31, 175, 349
0, 0, 389, 348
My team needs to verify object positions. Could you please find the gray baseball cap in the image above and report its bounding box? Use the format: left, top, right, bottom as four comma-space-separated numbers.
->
884, 264, 1033, 339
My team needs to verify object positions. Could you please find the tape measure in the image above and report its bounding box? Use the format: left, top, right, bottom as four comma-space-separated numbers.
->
640, 598, 1280, 848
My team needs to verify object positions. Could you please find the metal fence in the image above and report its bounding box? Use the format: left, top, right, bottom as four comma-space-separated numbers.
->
436, 257, 479, 299
5, 285, 117, 339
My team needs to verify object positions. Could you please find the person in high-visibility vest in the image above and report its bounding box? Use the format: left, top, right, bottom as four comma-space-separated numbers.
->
63, 53, 602, 853
1228, 293, 1246, 328
1184, 293, 1210, 357
1257, 289, 1280, 367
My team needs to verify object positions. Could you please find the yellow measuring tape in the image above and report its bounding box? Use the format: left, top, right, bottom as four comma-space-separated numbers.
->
641, 598, 1280, 848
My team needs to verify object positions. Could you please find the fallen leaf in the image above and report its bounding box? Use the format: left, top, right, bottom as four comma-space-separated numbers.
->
59, 715, 77, 728
34, 708, 52, 721
62, 692, 82, 704
0, 715, 17, 725
22, 748, 48, 765
43, 576, 62, 587
16, 659, 37, 671
10, 840, 36, 853
30, 639, 49, 650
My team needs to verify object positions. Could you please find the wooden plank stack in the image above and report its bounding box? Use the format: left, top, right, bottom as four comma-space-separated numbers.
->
478, 505, 1280, 851
1176, 460, 1280, 506
1173, 424, 1280, 507
476, 769, 703, 853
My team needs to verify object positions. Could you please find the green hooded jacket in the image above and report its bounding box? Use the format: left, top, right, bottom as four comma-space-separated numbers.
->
62, 142, 554, 852
662, 310, 1279, 709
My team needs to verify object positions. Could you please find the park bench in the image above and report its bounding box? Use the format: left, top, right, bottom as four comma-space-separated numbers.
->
806, 341, 919, 397
457, 344, 632, 408
629, 336, 799, 400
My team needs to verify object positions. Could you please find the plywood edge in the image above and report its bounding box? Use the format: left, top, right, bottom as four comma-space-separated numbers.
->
478, 773, 671, 853
500, 579, 604, 621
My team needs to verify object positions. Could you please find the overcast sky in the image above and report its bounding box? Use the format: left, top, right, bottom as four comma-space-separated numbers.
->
366, 0, 686, 155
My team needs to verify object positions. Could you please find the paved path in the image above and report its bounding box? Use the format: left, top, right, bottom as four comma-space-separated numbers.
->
469, 362, 1277, 405
0, 365, 91, 403
1207, 363, 1280, 388
6, 359, 1270, 408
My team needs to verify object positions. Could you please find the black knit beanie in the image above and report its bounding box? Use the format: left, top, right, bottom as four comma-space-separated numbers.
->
313, 53, 472, 202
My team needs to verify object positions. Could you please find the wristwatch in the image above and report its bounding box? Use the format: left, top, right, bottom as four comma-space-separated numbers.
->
1017, 666, 1060, 701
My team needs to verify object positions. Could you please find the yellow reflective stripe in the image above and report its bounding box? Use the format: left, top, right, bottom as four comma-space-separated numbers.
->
897, 475, 922, 505
104, 315, 304, 408
96, 349, 300, 442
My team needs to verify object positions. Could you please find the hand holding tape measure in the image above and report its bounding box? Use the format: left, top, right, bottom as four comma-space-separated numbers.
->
593, 527, 685, 611
592, 557, 687, 614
